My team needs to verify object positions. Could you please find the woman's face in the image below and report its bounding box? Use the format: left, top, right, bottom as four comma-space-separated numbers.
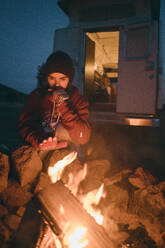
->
47, 72, 69, 89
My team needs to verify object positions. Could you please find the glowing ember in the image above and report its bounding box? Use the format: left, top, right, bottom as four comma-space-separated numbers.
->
63, 226, 88, 248
48, 151, 77, 183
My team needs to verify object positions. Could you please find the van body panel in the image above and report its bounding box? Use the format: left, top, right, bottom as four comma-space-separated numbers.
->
117, 21, 158, 114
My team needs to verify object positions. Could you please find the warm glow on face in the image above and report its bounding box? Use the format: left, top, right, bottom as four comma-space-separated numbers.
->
47, 72, 69, 89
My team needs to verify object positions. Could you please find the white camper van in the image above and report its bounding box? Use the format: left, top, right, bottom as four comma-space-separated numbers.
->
54, 0, 164, 127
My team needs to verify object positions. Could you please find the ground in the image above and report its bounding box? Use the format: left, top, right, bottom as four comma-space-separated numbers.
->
89, 122, 165, 181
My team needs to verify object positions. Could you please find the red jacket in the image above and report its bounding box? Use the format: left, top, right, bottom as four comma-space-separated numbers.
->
18, 85, 91, 147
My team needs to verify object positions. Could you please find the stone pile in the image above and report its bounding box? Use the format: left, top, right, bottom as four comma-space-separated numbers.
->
0, 145, 165, 248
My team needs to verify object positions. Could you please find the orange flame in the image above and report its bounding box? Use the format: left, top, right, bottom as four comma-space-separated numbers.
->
79, 184, 106, 225
63, 226, 88, 248
48, 151, 77, 183
59, 203, 88, 248
48, 154, 106, 247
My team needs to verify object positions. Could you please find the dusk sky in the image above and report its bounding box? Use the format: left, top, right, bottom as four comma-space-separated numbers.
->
0, 0, 165, 95
0, 0, 68, 94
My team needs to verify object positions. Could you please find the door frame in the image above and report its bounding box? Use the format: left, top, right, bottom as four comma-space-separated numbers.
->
82, 26, 120, 109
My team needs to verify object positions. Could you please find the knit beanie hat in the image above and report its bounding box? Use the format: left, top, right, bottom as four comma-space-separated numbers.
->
43, 51, 75, 83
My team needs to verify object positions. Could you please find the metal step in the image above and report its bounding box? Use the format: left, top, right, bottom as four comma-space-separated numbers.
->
90, 111, 160, 127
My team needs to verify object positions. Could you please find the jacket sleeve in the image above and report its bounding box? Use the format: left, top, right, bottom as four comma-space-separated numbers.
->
18, 90, 46, 147
57, 90, 91, 144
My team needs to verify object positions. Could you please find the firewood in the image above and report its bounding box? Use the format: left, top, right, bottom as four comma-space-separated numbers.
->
35, 180, 115, 248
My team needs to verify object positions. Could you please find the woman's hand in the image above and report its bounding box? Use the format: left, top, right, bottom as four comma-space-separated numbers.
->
39, 136, 57, 150
39, 136, 68, 150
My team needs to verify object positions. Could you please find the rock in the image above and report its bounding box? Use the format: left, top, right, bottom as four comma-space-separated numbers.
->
0, 152, 10, 192
104, 169, 132, 186
122, 226, 157, 248
0, 220, 10, 244
133, 182, 165, 222
34, 172, 52, 194
4, 214, 22, 231
127, 182, 165, 247
103, 184, 130, 214
16, 206, 26, 217
0, 204, 8, 217
128, 167, 158, 189
0, 179, 32, 210
12, 145, 42, 186
79, 159, 111, 194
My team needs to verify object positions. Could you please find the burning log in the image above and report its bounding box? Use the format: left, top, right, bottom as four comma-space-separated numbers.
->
35, 180, 115, 248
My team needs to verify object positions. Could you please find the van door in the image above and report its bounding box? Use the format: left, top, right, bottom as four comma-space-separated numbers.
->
117, 21, 158, 115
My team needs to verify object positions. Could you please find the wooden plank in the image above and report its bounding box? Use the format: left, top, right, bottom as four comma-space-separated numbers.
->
36, 180, 115, 248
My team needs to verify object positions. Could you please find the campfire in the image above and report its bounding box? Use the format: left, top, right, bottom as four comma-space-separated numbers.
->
35, 151, 114, 248
1, 143, 165, 248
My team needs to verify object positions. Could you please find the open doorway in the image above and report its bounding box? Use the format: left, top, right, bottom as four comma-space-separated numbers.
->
84, 30, 119, 112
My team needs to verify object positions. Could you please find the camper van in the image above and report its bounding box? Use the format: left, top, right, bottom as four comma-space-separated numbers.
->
54, 0, 164, 126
